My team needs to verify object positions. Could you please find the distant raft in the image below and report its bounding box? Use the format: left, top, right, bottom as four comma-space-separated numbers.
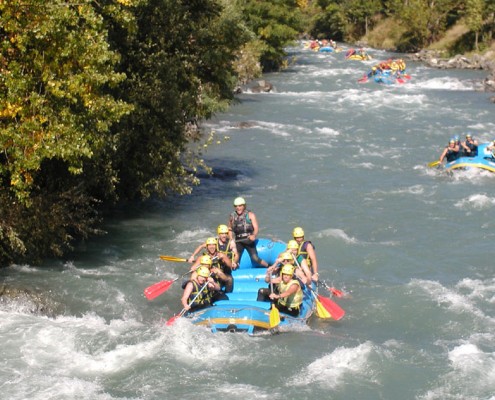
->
445, 142, 495, 173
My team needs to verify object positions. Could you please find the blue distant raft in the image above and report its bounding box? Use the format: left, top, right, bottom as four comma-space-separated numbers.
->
445, 142, 495, 173
182, 238, 316, 334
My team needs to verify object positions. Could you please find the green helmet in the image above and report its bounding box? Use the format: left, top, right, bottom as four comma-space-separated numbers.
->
233, 197, 246, 206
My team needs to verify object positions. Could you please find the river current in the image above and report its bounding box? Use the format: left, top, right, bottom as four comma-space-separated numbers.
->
1, 44, 495, 400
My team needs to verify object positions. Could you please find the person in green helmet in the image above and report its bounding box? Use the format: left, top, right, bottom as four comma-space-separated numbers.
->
228, 197, 269, 268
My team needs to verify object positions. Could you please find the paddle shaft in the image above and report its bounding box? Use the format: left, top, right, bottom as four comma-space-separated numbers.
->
166, 274, 212, 325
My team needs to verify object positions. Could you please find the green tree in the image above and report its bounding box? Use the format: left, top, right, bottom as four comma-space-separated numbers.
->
344, 0, 382, 38
241, 0, 303, 71
102, 0, 251, 200
0, 0, 252, 265
465, 0, 484, 49
0, 0, 132, 264
310, 3, 347, 40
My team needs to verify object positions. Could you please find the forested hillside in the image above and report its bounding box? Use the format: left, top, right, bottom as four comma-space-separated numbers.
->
1, 0, 494, 265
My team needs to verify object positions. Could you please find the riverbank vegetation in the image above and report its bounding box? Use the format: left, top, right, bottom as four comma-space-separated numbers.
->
1, 0, 494, 266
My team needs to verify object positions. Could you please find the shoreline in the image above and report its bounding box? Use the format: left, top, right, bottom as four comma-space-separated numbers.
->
406, 50, 495, 97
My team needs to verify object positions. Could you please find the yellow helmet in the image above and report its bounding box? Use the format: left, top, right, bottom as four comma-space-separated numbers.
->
287, 240, 299, 250
293, 227, 304, 238
196, 266, 210, 278
205, 237, 217, 245
217, 224, 229, 234
199, 255, 212, 266
281, 264, 295, 276
234, 197, 246, 206
281, 252, 292, 261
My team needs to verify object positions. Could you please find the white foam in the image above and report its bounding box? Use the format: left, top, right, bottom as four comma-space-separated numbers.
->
414, 77, 477, 91
291, 342, 375, 388
315, 229, 358, 244
315, 127, 340, 136
454, 193, 495, 209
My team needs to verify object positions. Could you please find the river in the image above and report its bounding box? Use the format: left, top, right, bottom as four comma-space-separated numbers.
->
1, 44, 495, 400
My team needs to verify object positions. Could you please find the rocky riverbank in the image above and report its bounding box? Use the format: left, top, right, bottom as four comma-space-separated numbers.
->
408, 50, 495, 98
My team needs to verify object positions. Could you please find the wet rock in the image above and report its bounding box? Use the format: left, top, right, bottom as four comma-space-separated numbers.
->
408, 50, 495, 92
0, 284, 63, 317
249, 80, 273, 93
234, 121, 255, 129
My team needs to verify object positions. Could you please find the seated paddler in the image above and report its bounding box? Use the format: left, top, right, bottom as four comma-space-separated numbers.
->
181, 265, 221, 312
268, 264, 303, 317
190, 238, 234, 293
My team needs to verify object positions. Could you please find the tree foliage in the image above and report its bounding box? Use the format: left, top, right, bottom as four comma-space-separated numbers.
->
0, 0, 252, 265
241, 0, 303, 71
308, 0, 493, 52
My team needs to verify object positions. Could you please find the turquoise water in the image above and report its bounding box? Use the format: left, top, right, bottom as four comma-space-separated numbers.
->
1, 44, 495, 399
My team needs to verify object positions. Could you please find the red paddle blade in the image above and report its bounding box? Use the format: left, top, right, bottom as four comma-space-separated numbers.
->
317, 294, 345, 321
330, 287, 344, 298
144, 280, 173, 300
358, 75, 368, 83
165, 314, 181, 326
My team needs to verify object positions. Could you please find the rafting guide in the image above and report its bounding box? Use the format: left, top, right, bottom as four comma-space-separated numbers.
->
228, 197, 269, 268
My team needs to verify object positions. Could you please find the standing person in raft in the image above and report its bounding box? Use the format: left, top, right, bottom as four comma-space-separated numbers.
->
228, 197, 269, 268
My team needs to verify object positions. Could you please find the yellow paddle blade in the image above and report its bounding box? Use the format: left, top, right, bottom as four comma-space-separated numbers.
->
270, 304, 281, 328
427, 160, 440, 168
159, 255, 187, 262
315, 299, 332, 319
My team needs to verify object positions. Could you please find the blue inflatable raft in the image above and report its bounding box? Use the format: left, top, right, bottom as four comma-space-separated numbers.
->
445, 142, 495, 173
184, 238, 316, 334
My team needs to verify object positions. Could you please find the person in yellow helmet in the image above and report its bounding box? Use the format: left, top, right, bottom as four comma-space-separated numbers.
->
267, 263, 303, 317
187, 224, 239, 268
181, 265, 221, 312
292, 227, 319, 282
190, 237, 234, 293
257, 248, 310, 302
266, 249, 311, 285
228, 197, 269, 268
285, 240, 312, 285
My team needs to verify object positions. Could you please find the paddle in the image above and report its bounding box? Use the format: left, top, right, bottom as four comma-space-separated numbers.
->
328, 287, 344, 298
291, 253, 345, 320
309, 288, 332, 319
427, 160, 441, 168
159, 255, 188, 262
144, 270, 193, 300
316, 294, 345, 321
269, 272, 281, 328
318, 281, 345, 298
166, 274, 211, 326
358, 75, 368, 83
